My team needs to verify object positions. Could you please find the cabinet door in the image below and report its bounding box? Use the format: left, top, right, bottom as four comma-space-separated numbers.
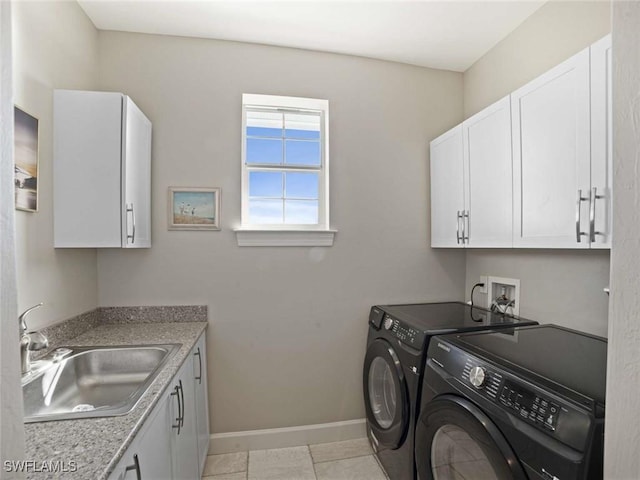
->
511, 48, 591, 248
54, 90, 123, 248
136, 394, 173, 480
193, 333, 210, 476
430, 125, 464, 248
122, 96, 152, 248
590, 35, 613, 249
108, 395, 172, 480
170, 359, 200, 480
463, 96, 513, 248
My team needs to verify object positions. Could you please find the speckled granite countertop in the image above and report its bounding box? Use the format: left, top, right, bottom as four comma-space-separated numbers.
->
24, 321, 207, 480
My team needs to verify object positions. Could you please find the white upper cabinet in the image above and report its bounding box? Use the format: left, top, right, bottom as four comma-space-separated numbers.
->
54, 90, 152, 248
463, 96, 513, 248
430, 97, 513, 248
511, 48, 591, 248
430, 125, 464, 248
430, 35, 611, 250
590, 34, 613, 249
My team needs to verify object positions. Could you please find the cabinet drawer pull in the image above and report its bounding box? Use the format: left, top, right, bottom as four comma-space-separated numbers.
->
575, 190, 588, 242
178, 380, 185, 427
124, 454, 142, 480
171, 385, 182, 434
194, 348, 202, 385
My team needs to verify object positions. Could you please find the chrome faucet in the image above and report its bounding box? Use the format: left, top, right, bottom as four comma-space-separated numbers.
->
19, 303, 48, 375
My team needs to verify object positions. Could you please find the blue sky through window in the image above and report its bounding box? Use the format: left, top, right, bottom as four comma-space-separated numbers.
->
246, 109, 321, 224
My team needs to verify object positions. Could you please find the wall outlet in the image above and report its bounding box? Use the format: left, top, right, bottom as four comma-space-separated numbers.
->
478, 276, 488, 294
486, 276, 520, 316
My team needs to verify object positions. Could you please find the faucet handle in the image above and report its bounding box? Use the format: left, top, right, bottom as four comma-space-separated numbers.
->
19, 303, 44, 334
27, 331, 49, 351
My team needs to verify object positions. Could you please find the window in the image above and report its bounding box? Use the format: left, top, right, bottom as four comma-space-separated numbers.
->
237, 94, 335, 246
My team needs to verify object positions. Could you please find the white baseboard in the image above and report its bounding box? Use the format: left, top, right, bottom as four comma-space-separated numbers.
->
209, 418, 367, 455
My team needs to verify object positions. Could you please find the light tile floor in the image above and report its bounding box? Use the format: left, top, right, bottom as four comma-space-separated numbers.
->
202, 438, 388, 480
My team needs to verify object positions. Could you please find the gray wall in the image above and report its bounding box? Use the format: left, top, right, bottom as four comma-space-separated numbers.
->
95, 32, 466, 433
462, 1, 611, 337
604, 2, 640, 477
13, 1, 99, 331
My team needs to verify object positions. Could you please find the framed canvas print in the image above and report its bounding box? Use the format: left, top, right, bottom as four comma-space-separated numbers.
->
14, 106, 39, 212
168, 187, 220, 230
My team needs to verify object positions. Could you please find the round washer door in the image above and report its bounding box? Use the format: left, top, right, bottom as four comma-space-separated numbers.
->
363, 338, 409, 449
415, 395, 527, 480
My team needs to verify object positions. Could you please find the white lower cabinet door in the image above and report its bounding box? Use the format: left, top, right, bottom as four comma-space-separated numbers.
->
193, 333, 211, 476
136, 394, 173, 479
108, 395, 172, 480
170, 358, 200, 480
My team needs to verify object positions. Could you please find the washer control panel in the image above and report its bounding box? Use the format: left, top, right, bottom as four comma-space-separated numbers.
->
382, 314, 425, 349
428, 338, 594, 452
461, 360, 561, 432
463, 359, 502, 400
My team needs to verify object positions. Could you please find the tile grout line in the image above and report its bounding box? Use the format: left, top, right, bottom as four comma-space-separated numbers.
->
305, 445, 319, 480
311, 452, 376, 465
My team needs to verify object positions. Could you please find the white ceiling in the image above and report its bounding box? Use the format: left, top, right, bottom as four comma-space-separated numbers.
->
77, 0, 546, 72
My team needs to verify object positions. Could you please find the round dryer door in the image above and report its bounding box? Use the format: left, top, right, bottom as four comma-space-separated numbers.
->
363, 338, 409, 449
415, 395, 527, 480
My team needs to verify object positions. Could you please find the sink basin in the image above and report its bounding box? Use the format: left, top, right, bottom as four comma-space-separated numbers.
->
23, 344, 180, 423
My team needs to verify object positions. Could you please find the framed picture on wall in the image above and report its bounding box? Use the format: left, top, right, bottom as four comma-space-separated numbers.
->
14, 106, 39, 212
168, 187, 221, 230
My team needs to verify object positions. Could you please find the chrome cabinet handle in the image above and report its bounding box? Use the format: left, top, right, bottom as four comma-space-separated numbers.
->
462, 211, 469, 243
178, 380, 185, 428
194, 348, 202, 385
125, 454, 142, 480
171, 385, 181, 434
589, 187, 604, 242
126, 203, 136, 244
456, 211, 462, 245
576, 190, 589, 243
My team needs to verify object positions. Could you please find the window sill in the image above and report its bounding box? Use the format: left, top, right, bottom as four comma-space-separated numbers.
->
234, 228, 337, 247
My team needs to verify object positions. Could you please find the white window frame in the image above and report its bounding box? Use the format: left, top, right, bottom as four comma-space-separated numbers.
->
236, 94, 335, 246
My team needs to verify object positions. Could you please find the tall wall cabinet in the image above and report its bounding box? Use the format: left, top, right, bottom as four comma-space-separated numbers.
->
430, 34, 612, 249
54, 90, 152, 248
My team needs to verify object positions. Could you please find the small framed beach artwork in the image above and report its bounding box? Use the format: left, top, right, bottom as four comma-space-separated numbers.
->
14, 106, 39, 212
168, 187, 220, 230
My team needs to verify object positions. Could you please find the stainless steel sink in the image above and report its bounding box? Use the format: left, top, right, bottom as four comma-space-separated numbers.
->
23, 344, 180, 423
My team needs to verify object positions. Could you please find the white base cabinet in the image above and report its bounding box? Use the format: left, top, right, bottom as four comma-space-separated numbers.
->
193, 333, 211, 475
109, 395, 172, 480
108, 332, 209, 480
54, 90, 152, 248
169, 354, 199, 480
